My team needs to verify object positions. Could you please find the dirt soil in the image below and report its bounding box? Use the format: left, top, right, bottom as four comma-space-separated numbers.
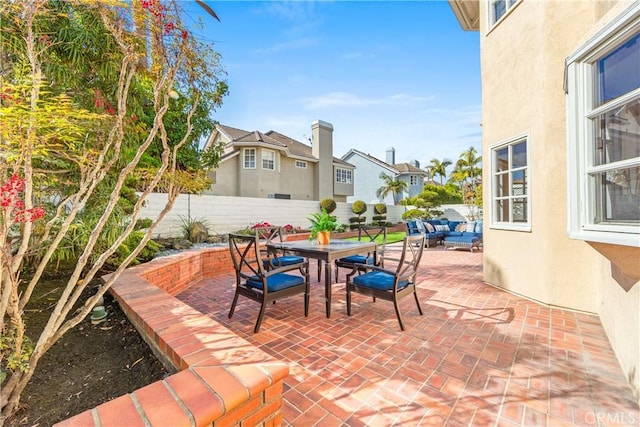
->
6, 275, 171, 427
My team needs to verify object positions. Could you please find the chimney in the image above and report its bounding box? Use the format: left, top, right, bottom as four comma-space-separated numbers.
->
311, 120, 334, 201
386, 147, 395, 165
410, 159, 420, 168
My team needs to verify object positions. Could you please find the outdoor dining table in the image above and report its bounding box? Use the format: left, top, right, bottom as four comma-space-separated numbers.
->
266, 239, 378, 318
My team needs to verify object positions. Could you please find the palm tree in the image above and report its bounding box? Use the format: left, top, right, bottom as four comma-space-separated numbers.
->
452, 146, 482, 185
429, 158, 452, 185
376, 172, 408, 205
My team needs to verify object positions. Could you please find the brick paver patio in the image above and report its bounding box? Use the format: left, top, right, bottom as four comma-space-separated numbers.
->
177, 244, 639, 426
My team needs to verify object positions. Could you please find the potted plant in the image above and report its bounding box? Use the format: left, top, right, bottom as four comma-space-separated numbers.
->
308, 208, 337, 245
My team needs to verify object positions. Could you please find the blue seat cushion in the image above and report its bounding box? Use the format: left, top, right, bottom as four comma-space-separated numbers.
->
265, 255, 305, 268
352, 271, 409, 291
338, 255, 373, 265
446, 231, 464, 237
445, 235, 479, 244
247, 273, 305, 292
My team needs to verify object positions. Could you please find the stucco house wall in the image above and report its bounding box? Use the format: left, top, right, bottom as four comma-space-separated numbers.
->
451, 0, 639, 401
343, 153, 396, 204
342, 149, 426, 204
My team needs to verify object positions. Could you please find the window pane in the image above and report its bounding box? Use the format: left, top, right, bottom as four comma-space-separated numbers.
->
495, 147, 509, 172
262, 150, 274, 169
512, 198, 528, 222
493, 0, 506, 22
592, 166, 640, 222
593, 98, 640, 166
495, 172, 509, 197
244, 149, 255, 168
512, 141, 527, 168
511, 170, 527, 196
597, 33, 640, 106
495, 199, 510, 222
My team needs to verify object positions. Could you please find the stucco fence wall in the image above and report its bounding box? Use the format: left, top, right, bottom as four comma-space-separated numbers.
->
140, 193, 474, 238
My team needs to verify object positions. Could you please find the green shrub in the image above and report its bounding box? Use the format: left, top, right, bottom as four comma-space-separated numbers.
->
179, 216, 211, 243
402, 209, 427, 220
106, 230, 160, 269
351, 200, 367, 215
320, 198, 337, 213
374, 203, 387, 214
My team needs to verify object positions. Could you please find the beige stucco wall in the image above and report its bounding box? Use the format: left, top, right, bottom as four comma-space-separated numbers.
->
479, 0, 639, 400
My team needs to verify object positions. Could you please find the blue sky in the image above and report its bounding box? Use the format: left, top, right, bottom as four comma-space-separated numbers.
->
183, 1, 481, 172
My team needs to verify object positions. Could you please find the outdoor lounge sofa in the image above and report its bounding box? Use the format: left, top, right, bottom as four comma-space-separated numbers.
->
405, 219, 483, 251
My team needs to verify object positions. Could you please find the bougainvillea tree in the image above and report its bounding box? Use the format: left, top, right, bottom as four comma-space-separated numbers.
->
0, 0, 226, 421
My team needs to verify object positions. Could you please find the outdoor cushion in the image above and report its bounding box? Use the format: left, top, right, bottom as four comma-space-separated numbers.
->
475, 221, 483, 233
247, 273, 305, 292
265, 255, 305, 268
353, 271, 409, 291
455, 223, 467, 232
337, 255, 373, 265
424, 222, 435, 233
446, 235, 479, 243
434, 224, 449, 232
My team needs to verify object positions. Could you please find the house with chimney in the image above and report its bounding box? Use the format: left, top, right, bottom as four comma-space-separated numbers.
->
202, 120, 354, 202
341, 147, 427, 205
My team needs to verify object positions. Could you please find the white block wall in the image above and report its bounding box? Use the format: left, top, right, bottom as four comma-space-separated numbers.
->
140, 193, 423, 238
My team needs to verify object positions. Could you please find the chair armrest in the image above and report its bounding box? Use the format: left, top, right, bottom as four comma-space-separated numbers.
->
350, 263, 396, 276
264, 261, 308, 277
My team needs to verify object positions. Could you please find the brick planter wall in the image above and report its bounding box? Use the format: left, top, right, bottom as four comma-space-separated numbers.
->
55, 246, 287, 427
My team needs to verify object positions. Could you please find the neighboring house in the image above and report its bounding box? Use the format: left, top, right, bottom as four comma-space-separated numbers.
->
341, 147, 428, 204
202, 120, 354, 202
449, 0, 639, 401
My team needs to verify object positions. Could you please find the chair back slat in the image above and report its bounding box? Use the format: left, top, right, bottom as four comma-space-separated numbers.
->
360, 224, 387, 263
228, 233, 265, 281
395, 235, 425, 282
253, 226, 284, 243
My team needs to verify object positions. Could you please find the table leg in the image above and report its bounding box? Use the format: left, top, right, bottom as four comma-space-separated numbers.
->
324, 260, 332, 318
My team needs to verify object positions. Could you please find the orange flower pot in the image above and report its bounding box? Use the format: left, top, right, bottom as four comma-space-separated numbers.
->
316, 231, 330, 245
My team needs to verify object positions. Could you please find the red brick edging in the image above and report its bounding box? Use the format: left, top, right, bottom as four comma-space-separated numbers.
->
54, 246, 287, 427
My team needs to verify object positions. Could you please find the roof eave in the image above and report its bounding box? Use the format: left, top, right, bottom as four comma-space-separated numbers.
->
448, 0, 480, 31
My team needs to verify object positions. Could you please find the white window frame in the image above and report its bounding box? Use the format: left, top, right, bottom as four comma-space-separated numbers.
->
487, 0, 520, 29
336, 168, 352, 184
566, 3, 640, 247
490, 132, 531, 231
262, 149, 275, 171
295, 160, 307, 169
410, 175, 419, 186
243, 148, 256, 169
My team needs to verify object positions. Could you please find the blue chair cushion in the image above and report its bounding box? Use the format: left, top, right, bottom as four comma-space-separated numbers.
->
265, 255, 305, 268
446, 235, 479, 244
352, 271, 409, 291
446, 231, 464, 237
247, 273, 305, 292
338, 255, 373, 265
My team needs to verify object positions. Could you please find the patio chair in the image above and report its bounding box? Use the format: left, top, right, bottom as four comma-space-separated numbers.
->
254, 226, 305, 269
334, 225, 386, 282
228, 233, 310, 333
345, 234, 425, 331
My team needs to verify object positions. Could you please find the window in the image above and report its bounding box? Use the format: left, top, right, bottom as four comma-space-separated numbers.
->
491, 134, 529, 230
295, 160, 307, 169
566, 4, 640, 247
243, 148, 256, 169
262, 149, 275, 170
336, 168, 352, 184
410, 175, 420, 186
489, 0, 519, 27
